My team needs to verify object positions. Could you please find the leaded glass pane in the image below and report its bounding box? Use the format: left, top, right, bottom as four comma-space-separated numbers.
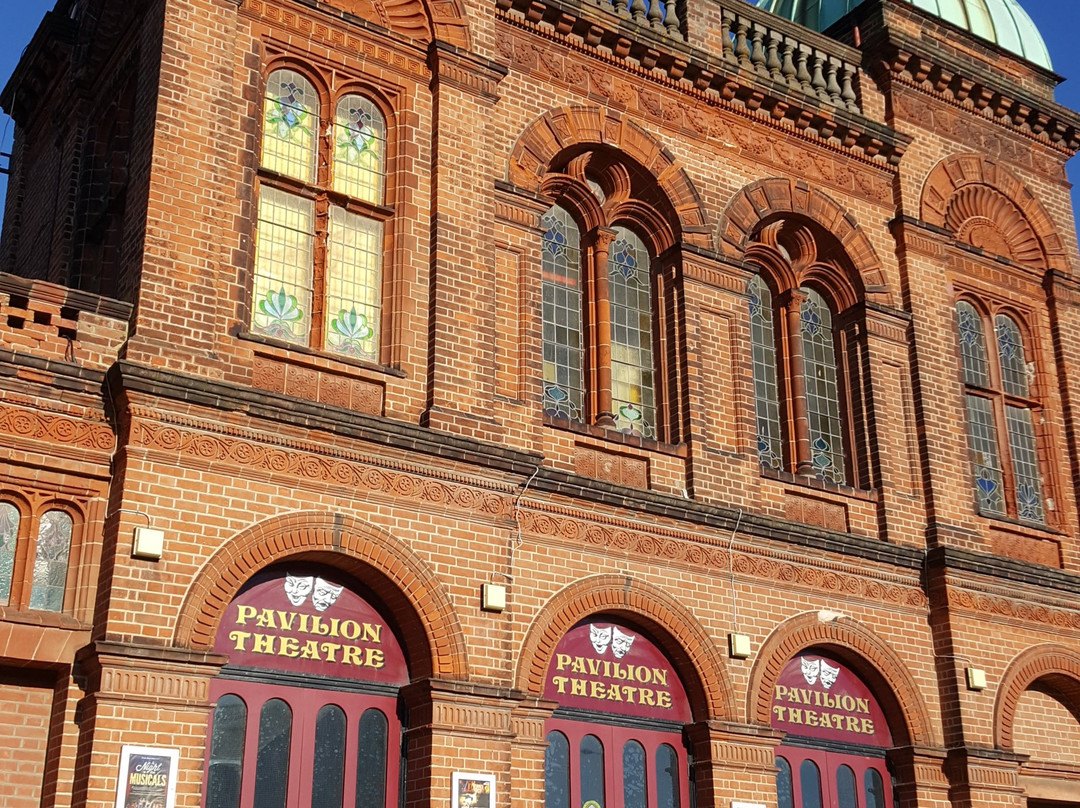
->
800, 759, 823, 808
541, 206, 584, 422
863, 768, 885, 808
995, 315, 1029, 398
253, 699, 292, 808
775, 757, 794, 808
580, 734, 605, 808
0, 502, 18, 604
836, 765, 857, 808
956, 302, 990, 387
312, 705, 346, 808
326, 207, 382, 361
544, 731, 570, 808
206, 694, 247, 808
800, 289, 844, 483
966, 395, 1005, 516
622, 740, 646, 808
748, 275, 782, 470
262, 70, 318, 182
252, 187, 314, 345
656, 743, 681, 808
1006, 406, 1045, 523
356, 709, 388, 808
332, 95, 385, 204
29, 510, 71, 612
610, 228, 656, 438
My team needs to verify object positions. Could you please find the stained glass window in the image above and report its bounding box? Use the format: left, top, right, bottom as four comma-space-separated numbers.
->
312, 705, 347, 808
622, 740, 646, 808
0, 502, 17, 604
748, 275, 782, 470
775, 757, 794, 808
541, 205, 584, 423
580, 734, 606, 808
29, 510, 72, 612
326, 208, 382, 361
262, 70, 318, 183
1007, 406, 1045, 523
966, 394, 1005, 516
333, 95, 385, 204
253, 699, 292, 808
656, 743, 681, 808
251, 187, 314, 345
610, 227, 656, 438
956, 301, 990, 387
801, 288, 844, 483
995, 315, 1029, 397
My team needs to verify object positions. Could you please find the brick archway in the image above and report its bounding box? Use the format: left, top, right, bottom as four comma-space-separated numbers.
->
920, 154, 1067, 272
174, 511, 467, 681
748, 612, 934, 747
516, 575, 734, 722
507, 106, 711, 250
995, 644, 1080, 751
717, 178, 891, 306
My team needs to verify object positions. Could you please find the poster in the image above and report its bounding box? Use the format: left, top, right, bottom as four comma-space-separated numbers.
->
452, 772, 495, 808
114, 746, 179, 808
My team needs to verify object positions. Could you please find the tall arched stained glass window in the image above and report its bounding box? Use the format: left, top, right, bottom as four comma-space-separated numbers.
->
835, 764, 857, 808
312, 705, 347, 808
748, 274, 781, 470
206, 694, 247, 808
541, 205, 584, 423
580, 734, 606, 808
864, 768, 886, 808
800, 288, 844, 483
29, 509, 72, 612
262, 69, 318, 182
800, 759, 823, 808
0, 502, 19, 604
610, 227, 656, 438
775, 756, 794, 808
656, 743, 681, 808
356, 708, 389, 808
333, 95, 385, 204
955, 300, 1046, 523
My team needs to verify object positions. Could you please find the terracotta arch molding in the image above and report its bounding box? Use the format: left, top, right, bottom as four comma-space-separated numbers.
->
323, 0, 470, 48
174, 510, 468, 681
516, 574, 735, 722
747, 612, 936, 748
507, 106, 712, 250
920, 154, 1066, 272
717, 178, 892, 307
995, 644, 1080, 751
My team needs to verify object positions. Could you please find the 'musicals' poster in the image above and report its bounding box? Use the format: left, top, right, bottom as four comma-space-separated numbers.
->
114, 746, 179, 808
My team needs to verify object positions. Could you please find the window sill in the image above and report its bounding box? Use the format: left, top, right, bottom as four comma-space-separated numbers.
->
0, 605, 90, 630
234, 328, 406, 379
543, 414, 688, 458
762, 468, 878, 502
977, 510, 1062, 537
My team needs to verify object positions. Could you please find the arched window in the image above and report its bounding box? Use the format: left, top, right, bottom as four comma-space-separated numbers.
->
955, 300, 1047, 522
251, 68, 388, 364
0, 501, 78, 613
0, 501, 20, 604
28, 509, 73, 612
206, 694, 247, 808
748, 275, 850, 485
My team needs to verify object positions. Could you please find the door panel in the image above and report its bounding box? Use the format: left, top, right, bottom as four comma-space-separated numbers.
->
776, 746, 892, 808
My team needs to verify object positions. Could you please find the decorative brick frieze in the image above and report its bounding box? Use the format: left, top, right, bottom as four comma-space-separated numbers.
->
573, 445, 649, 489
0, 402, 114, 454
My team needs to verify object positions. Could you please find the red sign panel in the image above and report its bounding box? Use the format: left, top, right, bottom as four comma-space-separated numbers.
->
770, 654, 891, 746
543, 620, 691, 722
213, 566, 408, 684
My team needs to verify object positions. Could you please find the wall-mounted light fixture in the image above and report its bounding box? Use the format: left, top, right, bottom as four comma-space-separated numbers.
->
965, 667, 987, 691
132, 526, 165, 560
481, 583, 506, 613
728, 632, 751, 659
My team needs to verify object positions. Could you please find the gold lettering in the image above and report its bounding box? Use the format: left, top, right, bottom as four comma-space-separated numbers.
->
556, 654, 572, 671
552, 676, 568, 694
571, 657, 586, 675
340, 620, 361, 641
789, 708, 804, 724
640, 689, 655, 707
773, 706, 787, 722
276, 611, 296, 631
279, 637, 299, 658
253, 633, 275, 654
571, 678, 587, 697
611, 662, 629, 681
364, 648, 385, 669
256, 609, 277, 629
300, 640, 321, 660
652, 668, 668, 687
805, 710, 819, 727
341, 646, 362, 666
228, 631, 251, 651
236, 606, 257, 625
605, 685, 623, 702
586, 658, 602, 676
320, 642, 341, 662
840, 695, 856, 712
362, 623, 382, 644
856, 698, 870, 714
775, 685, 789, 702
589, 681, 606, 699
845, 716, 861, 732
621, 686, 638, 702
657, 691, 672, 709
860, 718, 874, 735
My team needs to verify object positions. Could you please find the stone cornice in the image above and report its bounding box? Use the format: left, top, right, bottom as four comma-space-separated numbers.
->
927, 546, 1080, 599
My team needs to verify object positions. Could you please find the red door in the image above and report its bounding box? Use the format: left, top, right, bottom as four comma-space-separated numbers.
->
776, 746, 892, 808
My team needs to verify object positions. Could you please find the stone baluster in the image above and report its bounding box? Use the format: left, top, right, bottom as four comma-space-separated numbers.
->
796, 46, 812, 93
841, 64, 859, 112
750, 26, 768, 77
648, 0, 664, 30
664, 0, 682, 39
826, 59, 842, 105
721, 14, 736, 63
811, 50, 829, 102
630, 0, 647, 24
766, 30, 782, 82
735, 19, 751, 69
612, 0, 629, 16
782, 39, 800, 91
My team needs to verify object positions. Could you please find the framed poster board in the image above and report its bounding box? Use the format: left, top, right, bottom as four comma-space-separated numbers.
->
452, 772, 495, 808
114, 746, 179, 808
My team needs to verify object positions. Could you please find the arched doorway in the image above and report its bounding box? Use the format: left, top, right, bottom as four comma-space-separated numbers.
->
201, 564, 409, 808
771, 653, 894, 808
542, 618, 693, 808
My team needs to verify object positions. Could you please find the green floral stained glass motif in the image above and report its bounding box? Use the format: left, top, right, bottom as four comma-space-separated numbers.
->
262, 70, 318, 183
326, 207, 382, 362
251, 187, 314, 345
333, 95, 385, 204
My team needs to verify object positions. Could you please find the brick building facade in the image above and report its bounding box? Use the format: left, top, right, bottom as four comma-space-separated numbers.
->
1, 0, 1080, 806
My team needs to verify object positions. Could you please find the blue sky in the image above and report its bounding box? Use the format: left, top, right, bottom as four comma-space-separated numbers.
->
0, 0, 1077, 227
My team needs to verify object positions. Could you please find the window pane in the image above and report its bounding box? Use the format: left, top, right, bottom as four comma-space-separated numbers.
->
863, 768, 886, 808
748, 275, 782, 470
326, 208, 382, 361
333, 95, 385, 204
262, 69, 317, 182
623, 740, 646, 808
206, 694, 247, 808
799, 759, 822, 808
29, 510, 72, 612
312, 705, 347, 808
995, 315, 1029, 398
775, 757, 794, 808
356, 708, 388, 808
580, 734, 606, 807
0, 502, 18, 604
251, 187, 314, 345
965, 395, 1005, 516
956, 302, 990, 387
800, 288, 844, 483
610, 228, 655, 438
253, 699, 292, 808
544, 731, 570, 808
836, 764, 857, 808
1006, 406, 1045, 523
655, 743, 681, 808
541, 205, 584, 423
